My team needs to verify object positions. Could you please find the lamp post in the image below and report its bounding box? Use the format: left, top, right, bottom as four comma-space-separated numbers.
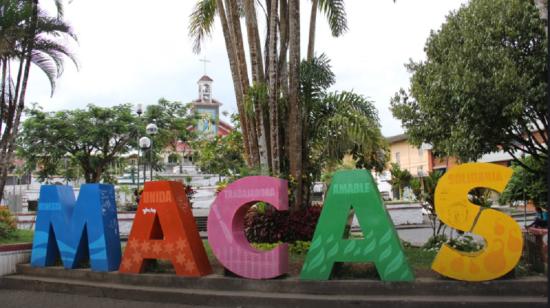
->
139, 136, 151, 183
136, 104, 143, 190
146, 123, 158, 181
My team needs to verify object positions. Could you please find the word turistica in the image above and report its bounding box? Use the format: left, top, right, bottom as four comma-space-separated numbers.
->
30, 163, 522, 282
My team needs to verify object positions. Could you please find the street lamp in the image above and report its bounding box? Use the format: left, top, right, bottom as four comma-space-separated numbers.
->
139, 136, 151, 183
146, 123, 158, 181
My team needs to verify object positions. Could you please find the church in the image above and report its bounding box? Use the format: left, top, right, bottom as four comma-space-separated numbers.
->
161, 75, 234, 169
189, 75, 233, 137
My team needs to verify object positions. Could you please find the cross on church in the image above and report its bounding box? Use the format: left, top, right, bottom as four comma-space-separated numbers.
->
199, 55, 210, 75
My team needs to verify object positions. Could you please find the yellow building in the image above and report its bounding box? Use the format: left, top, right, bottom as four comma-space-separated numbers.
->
386, 134, 431, 177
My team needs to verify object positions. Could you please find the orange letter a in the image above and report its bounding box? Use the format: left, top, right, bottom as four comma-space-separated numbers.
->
119, 181, 212, 276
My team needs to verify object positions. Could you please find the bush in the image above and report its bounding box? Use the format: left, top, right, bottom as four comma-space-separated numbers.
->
423, 234, 483, 252
245, 205, 322, 243
0, 207, 17, 239
448, 235, 484, 252
252, 241, 311, 255
423, 234, 448, 251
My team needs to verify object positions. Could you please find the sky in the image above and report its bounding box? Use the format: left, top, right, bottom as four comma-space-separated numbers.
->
26, 0, 469, 137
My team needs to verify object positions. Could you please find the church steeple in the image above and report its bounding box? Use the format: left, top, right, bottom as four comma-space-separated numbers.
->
191, 75, 221, 137
198, 75, 213, 103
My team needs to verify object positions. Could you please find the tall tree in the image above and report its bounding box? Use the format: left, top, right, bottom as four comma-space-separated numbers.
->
287, 0, 303, 209
18, 104, 136, 183
243, 0, 270, 174
391, 0, 548, 172
266, 0, 280, 174
189, 0, 358, 210
0, 0, 77, 200
301, 54, 388, 205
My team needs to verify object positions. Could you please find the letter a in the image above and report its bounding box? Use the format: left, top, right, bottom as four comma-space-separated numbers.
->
31, 184, 121, 271
119, 181, 211, 276
300, 170, 414, 281
431, 163, 522, 281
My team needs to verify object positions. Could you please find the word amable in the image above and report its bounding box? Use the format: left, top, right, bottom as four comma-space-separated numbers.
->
30, 163, 522, 282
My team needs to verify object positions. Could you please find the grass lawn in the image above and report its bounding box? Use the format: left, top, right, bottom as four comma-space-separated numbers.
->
0, 229, 34, 245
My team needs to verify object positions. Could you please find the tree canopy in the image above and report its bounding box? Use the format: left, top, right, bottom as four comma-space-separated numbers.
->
500, 156, 548, 208
302, 54, 388, 185
390, 0, 548, 171
18, 104, 136, 183
143, 98, 197, 151
191, 115, 245, 177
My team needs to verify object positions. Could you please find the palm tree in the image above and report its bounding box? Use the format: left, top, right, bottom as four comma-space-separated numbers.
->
287, 0, 303, 210
307, 0, 348, 60
189, 0, 354, 210
0, 0, 77, 201
389, 163, 412, 200
301, 54, 388, 205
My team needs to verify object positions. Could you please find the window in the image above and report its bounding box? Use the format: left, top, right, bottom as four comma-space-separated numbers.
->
418, 148, 424, 157
168, 154, 180, 164
395, 152, 400, 165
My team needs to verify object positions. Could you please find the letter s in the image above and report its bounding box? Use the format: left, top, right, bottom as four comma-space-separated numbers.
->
431, 163, 523, 281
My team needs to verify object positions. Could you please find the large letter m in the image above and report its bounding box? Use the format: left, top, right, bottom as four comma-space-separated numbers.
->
30, 184, 121, 271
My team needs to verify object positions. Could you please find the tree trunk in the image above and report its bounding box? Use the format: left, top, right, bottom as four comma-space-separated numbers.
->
267, 0, 280, 175
216, 0, 253, 167
225, 0, 261, 169
243, 0, 265, 82
307, 0, 318, 61
288, 0, 303, 210
243, 0, 270, 174
278, 0, 290, 174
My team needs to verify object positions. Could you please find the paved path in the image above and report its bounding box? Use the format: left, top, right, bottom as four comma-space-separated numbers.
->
396, 215, 536, 246
0, 289, 220, 308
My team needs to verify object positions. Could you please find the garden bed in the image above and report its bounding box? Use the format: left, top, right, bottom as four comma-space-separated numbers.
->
0, 230, 33, 276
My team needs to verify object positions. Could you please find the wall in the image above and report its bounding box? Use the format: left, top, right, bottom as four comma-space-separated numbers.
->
389, 140, 430, 176
0, 244, 32, 276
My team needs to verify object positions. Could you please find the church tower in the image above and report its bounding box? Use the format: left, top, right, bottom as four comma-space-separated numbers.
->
191, 75, 222, 136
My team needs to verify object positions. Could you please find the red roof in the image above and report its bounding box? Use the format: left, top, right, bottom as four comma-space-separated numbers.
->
198, 75, 213, 82
175, 141, 192, 153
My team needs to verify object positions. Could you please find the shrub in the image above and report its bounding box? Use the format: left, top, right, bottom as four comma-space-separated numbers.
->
245, 205, 322, 243
423, 234, 448, 251
0, 207, 17, 239
423, 234, 483, 252
448, 235, 484, 252
252, 241, 311, 255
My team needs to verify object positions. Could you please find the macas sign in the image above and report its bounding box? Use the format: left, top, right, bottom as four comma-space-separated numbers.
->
30, 163, 523, 282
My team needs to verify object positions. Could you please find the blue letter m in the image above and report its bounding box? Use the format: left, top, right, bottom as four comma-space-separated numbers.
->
31, 184, 121, 271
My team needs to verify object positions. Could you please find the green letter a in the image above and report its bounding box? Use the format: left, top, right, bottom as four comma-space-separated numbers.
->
300, 170, 414, 281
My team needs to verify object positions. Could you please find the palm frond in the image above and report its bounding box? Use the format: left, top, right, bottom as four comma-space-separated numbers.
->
318, 0, 348, 37
188, 0, 218, 54
35, 13, 78, 42
53, 0, 64, 19
33, 37, 79, 71
30, 51, 58, 96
